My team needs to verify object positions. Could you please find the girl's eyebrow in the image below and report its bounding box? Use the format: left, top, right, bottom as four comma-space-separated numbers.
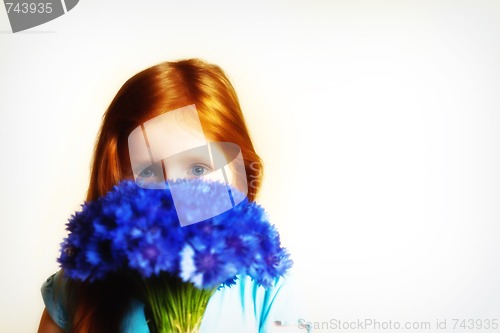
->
164, 147, 215, 168
174, 154, 214, 168
135, 160, 162, 172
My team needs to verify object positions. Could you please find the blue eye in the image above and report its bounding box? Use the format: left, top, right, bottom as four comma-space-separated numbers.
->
139, 166, 156, 178
190, 164, 209, 177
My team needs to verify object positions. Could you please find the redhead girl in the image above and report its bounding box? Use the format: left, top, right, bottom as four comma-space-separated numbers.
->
38, 59, 289, 333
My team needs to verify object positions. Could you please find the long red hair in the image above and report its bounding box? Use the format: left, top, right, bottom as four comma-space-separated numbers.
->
69, 58, 263, 332
86, 58, 262, 202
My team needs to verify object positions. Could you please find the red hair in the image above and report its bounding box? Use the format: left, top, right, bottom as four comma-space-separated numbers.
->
69, 58, 263, 332
87, 58, 262, 202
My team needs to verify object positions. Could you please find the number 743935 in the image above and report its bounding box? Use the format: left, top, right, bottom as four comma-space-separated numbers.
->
5, 2, 53, 14
452, 319, 498, 330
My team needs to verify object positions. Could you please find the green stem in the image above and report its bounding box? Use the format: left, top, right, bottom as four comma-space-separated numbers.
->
142, 273, 217, 333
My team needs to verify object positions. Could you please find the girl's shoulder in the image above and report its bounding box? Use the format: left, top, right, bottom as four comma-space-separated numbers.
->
41, 271, 70, 331
40, 271, 150, 333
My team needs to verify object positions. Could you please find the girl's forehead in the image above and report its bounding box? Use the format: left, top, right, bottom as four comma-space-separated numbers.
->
128, 104, 207, 170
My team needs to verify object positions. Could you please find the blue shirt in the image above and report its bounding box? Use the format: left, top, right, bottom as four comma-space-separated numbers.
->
41, 271, 294, 333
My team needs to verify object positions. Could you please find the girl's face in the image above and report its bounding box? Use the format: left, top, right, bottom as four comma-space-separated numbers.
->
127, 104, 247, 193
127, 104, 248, 226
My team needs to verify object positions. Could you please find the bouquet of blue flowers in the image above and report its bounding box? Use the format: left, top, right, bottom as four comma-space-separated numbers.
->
58, 179, 292, 333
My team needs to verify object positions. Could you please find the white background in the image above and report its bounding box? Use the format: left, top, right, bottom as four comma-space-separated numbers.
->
1, 1, 500, 332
